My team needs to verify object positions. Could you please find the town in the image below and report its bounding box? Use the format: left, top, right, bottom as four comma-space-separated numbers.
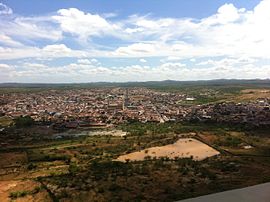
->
0, 87, 269, 129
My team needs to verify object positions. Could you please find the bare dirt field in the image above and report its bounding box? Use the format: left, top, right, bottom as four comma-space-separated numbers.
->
235, 89, 270, 101
117, 138, 220, 162
0, 152, 27, 168
0, 180, 52, 202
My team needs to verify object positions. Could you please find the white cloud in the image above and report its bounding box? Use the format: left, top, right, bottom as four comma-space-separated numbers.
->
41, 44, 90, 58
0, 63, 15, 82
77, 59, 92, 65
2, 59, 269, 83
167, 56, 181, 61
52, 8, 121, 41
1, 0, 270, 60
43, 44, 71, 53
115, 0, 270, 59
113, 43, 159, 56
0, 34, 23, 47
22, 63, 47, 69
160, 62, 186, 71
77, 58, 99, 65
0, 17, 62, 43
0, 44, 91, 60
204, 3, 241, 25
161, 56, 182, 63
196, 57, 258, 67
1, 1, 270, 82
0, 63, 11, 69
0, 3, 12, 15
90, 58, 99, 64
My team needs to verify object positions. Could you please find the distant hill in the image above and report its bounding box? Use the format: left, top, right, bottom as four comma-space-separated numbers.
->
0, 79, 269, 89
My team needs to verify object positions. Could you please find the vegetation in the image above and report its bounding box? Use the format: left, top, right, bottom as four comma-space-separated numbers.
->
9, 186, 42, 199
9, 190, 28, 199
0, 116, 13, 127
14, 116, 34, 127
0, 121, 269, 201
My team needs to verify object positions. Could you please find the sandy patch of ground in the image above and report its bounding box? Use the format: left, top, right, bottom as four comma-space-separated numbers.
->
90, 130, 127, 137
0, 152, 27, 168
0, 180, 52, 202
117, 138, 220, 162
53, 129, 126, 139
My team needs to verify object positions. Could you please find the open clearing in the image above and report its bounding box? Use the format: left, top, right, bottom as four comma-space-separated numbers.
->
117, 138, 220, 162
234, 88, 270, 101
0, 116, 13, 127
52, 129, 126, 139
0, 180, 52, 202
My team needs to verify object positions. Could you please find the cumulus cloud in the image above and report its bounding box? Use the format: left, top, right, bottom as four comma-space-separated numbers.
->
22, 63, 47, 69
1, 58, 269, 83
204, 3, 242, 25
0, 34, 24, 47
1, 0, 270, 59
0, 63, 15, 81
77, 59, 92, 65
41, 44, 90, 58
52, 8, 121, 41
113, 43, 159, 56
77, 58, 100, 65
0, 63, 11, 69
0, 1, 270, 82
139, 59, 147, 63
0, 44, 91, 60
196, 57, 258, 67
0, 17, 62, 44
0, 3, 12, 15
43, 44, 71, 53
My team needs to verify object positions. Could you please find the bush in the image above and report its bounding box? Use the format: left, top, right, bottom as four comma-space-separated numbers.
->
14, 116, 34, 127
9, 191, 28, 199
31, 186, 42, 194
68, 162, 79, 175
27, 163, 37, 170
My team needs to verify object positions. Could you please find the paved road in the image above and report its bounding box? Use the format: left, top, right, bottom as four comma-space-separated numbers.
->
179, 182, 270, 202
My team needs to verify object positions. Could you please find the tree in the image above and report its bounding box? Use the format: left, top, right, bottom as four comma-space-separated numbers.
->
68, 162, 79, 175
14, 116, 34, 127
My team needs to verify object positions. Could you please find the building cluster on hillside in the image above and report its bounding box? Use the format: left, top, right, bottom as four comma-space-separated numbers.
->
194, 100, 270, 126
0, 88, 269, 128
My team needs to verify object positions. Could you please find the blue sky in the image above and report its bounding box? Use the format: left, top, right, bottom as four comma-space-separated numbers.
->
2, 0, 260, 18
0, 0, 269, 83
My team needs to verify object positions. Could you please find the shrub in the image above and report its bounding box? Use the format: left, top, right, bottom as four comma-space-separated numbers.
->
9, 191, 28, 199
14, 116, 34, 127
69, 162, 79, 175
27, 163, 37, 170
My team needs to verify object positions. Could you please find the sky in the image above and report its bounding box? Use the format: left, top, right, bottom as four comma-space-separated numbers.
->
0, 0, 269, 83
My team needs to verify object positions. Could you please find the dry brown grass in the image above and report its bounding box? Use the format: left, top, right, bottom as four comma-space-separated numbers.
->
234, 89, 270, 102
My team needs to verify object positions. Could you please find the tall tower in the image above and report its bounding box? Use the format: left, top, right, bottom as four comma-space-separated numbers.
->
122, 88, 129, 110
122, 95, 125, 111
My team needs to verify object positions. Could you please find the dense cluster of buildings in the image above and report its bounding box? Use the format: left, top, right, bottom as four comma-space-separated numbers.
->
0, 88, 269, 128
186, 100, 270, 127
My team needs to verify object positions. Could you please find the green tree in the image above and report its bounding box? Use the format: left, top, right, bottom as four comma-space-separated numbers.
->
14, 116, 34, 127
